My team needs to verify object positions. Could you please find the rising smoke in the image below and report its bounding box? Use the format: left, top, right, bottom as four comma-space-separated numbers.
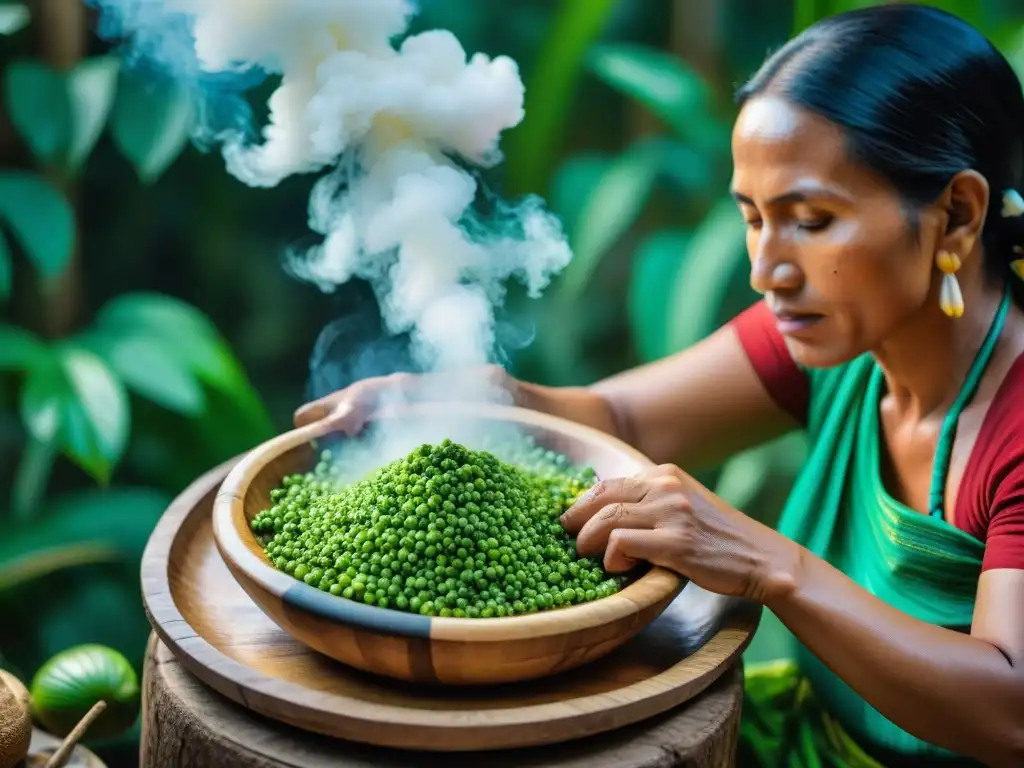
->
87, 0, 574, 463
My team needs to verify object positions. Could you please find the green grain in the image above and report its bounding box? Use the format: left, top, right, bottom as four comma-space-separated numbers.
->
250, 438, 625, 617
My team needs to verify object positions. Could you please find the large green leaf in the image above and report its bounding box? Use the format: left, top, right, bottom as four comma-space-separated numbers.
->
627, 230, 690, 363
549, 154, 611, 241
82, 330, 205, 417
3, 55, 121, 172
91, 293, 273, 432
665, 198, 750, 352
4, 60, 72, 164
558, 140, 664, 297
0, 323, 47, 372
0, 543, 119, 593
0, 488, 169, 676
557, 138, 715, 299
0, 487, 169, 576
649, 139, 717, 194
0, 171, 75, 279
0, 3, 28, 36
19, 355, 64, 445
503, 0, 621, 195
20, 346, 130, 483
124, 393, 265, 491
94, 293, 238, 384
588, 43, 725, 152
0, 487, 169, 666
10, 436, 57, 521
65, 56, 122, 171
62, 347, 130, 482
110, 73, 193, 184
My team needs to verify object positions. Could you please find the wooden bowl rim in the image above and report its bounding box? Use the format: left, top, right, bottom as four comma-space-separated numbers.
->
141, 458, 761, 743
212, 402, 684, 642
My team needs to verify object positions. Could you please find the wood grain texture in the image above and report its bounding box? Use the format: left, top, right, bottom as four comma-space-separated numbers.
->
212, 403, 689, 685
141, 456, 760, 751
141, 636, 743, 768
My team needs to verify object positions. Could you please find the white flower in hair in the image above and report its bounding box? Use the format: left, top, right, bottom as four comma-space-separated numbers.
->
1002, 189, 1024, 218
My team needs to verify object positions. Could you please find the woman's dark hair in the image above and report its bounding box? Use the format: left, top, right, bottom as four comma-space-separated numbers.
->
736, 3, 1024, 286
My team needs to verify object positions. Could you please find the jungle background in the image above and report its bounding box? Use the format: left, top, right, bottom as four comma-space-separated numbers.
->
1, 0, 1022, 764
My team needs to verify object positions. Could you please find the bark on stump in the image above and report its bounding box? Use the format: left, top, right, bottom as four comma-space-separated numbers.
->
141, 637, 742, 768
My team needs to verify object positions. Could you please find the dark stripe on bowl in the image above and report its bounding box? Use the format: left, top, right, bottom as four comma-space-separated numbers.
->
283, 584, 432, 638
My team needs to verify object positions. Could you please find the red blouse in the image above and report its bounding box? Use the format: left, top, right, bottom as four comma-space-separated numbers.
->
731, 300, 1024, 573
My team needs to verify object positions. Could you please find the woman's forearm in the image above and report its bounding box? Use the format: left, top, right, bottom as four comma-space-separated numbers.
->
513, 380, 628, 442
766, 551, 1024, 766
512, 327, 798, 466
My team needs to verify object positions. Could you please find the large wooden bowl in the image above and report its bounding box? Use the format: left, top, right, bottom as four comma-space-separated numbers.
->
212, 402, 685, 686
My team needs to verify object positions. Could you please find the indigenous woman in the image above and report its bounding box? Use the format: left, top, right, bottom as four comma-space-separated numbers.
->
296, 5, 1024, 766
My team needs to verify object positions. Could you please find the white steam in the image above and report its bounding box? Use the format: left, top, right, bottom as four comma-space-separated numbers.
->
88, 0, 572, 381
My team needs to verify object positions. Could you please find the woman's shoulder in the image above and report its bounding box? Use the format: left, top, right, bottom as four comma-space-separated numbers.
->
731, 300, 810, 422
730, 300, 866, 432
958, 351, 1024, 572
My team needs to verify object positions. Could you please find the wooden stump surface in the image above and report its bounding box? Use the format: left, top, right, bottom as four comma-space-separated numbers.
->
141, 635, 743, 768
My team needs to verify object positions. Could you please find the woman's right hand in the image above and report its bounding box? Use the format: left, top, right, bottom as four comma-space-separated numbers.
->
291, 366, 516, 436
292, 372, 403, 435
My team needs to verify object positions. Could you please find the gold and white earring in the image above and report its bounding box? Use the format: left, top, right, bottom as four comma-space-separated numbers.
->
936, 250, 964, 318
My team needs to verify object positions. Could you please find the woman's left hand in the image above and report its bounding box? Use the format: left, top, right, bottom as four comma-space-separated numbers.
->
560, 463, 801, 604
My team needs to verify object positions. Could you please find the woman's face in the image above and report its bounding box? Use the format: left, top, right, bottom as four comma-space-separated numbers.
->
730, 95, 943, 368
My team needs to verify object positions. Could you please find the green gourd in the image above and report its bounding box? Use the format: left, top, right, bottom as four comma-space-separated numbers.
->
29, 645, 139, 742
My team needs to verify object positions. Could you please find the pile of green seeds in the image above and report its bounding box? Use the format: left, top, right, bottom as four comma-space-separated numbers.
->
250, 438, 627, 618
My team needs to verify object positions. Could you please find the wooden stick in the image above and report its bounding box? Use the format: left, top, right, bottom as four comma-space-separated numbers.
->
43, 701, 106, 768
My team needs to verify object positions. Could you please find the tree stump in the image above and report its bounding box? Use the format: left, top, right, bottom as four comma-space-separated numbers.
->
141, 637, 743, 768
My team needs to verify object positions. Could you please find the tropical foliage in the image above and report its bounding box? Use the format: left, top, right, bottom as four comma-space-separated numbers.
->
0, 2, 273, 756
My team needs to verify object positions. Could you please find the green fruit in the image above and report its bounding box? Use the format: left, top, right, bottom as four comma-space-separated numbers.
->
30, 644, 140, 741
